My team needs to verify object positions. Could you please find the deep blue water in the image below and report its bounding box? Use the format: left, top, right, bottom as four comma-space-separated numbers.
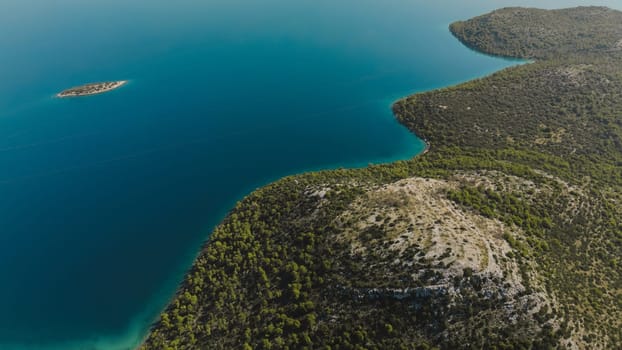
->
1, 0, 621, 349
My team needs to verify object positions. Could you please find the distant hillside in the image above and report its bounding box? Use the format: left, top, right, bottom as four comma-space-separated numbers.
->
141, 7, 622, 349
449, 6, 622, 59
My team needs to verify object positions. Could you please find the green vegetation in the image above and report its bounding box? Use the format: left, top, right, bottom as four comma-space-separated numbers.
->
56, 81, 126, 97
449, 6, 622, 59
142, 6, 622, 349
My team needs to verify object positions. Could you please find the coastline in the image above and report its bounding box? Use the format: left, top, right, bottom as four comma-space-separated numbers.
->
145, 9, 619, 350
135, 10, 540, 350
136, 25, 521, 350
134, 109, 429, 350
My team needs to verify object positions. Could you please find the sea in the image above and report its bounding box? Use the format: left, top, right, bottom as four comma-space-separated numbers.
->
1, 0, 620, 348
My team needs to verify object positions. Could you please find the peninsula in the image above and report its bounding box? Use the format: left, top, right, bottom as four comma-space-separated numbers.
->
56, 81, 126, 98
141, 6, 622, 349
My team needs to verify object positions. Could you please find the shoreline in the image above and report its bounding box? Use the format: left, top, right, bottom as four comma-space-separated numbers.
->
136, 15, 526, 350
136, 27, 518, 350
133, 109, 430, 350
56, 81, 127, 98
134, 120, 429, 350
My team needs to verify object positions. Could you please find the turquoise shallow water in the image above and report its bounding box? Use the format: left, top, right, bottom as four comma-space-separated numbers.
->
1, 0, 621, 349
